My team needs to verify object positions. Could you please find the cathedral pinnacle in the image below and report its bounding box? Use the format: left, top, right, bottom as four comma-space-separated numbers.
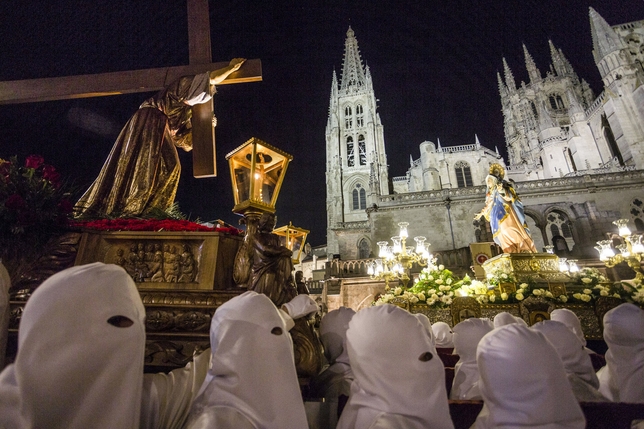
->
589, 7, 623, 63
340, 26, 367, 92
497, 71, 507, 98
522, 44, 541, 83
502, 58, 516, 91
548, 40, 574, 77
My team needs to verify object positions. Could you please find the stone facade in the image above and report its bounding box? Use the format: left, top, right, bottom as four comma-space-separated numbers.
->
325, 10, 644, 262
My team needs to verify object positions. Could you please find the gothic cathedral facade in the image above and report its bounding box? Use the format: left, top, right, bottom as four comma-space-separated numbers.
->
325, 10, 644, 262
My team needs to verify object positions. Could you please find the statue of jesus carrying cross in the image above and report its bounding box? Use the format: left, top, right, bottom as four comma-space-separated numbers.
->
75, 58, 246, 218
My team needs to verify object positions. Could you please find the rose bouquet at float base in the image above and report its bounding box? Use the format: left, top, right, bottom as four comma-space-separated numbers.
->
0, 155, 75, 277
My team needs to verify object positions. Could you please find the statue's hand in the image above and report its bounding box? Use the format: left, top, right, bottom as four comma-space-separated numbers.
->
229, 58, 246, 72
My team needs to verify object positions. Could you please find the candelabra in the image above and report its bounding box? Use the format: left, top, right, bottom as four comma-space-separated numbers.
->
367, 222, 431, 288
595, 219, 644, 285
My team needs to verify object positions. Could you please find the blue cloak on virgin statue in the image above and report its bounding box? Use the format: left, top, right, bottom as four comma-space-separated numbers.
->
475, 164, 537, 253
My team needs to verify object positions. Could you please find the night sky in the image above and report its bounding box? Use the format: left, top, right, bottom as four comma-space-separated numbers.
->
1, 1, 641, 246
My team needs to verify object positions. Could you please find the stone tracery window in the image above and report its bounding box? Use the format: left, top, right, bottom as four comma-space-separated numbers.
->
358, 135, 366, 166
455, 161, 473, 187
347, 136, 355, 167
356, 104, 364, 128
358, 238, 370, 259
545, 211, 574, 253
352, 183, 366, 210
344, 106, 353, 129
630, 198, 644, 231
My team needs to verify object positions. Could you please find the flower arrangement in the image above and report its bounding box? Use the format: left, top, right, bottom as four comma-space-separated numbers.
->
570, 267, 609, 288
73, 218, 243, 235
0, 155, 74, 248
374, 264, 472, 308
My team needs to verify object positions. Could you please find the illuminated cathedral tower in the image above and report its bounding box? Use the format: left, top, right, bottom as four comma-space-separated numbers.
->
325, 27, 389, 259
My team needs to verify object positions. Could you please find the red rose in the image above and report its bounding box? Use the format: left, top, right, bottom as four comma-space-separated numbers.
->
5, 194, 25, 211
25, 155, 45, 169
42, 164, 61, 185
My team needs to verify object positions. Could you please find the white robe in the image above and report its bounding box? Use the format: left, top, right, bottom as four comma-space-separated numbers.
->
596, 303, 644, 403
432, 321, 454, 348
532, 320, 606, 402
450, 318, 493, 400
0, 263, 146, 429
184, 291, 308, 429
0, 261, 10, 370
310, 307, 356, 400
337, 304, 454, 429
550, 308, 588, 347
474, 324, 586, 429
493, 311, 526, 328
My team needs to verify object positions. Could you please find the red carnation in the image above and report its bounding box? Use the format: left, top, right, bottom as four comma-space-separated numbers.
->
25, 155, 45, 169
5, 194, 25, 211
42, 164, 61, 185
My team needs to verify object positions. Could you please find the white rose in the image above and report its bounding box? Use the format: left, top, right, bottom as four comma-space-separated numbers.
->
439, 265, 445, 271
600, 290, 609, 296
573, 293, 582, 300
559, 295, 568, 302
417, 292, 426, 301
489, 295, 496, 302
427, 299, 436, 306
446, 278, 452, 285
583, 289, 592, 295
394, 287, 402, 295
613, 293, 621, 298
410, 296, 419, 304
532, 289, 542, 296
501, 273, 508, 279
501, 292, 508, 300
431, 294, 439, 300
515, 293, 524, 301
519, 283, 528, 289
581, 278, 592, 284
436, 279, 444, 285
427, 275, 434, 281
545, 291, 553, 298
580, 294, 592, 302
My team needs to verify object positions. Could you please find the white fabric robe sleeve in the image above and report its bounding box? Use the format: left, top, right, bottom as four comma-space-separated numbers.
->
140, 349, 211, 429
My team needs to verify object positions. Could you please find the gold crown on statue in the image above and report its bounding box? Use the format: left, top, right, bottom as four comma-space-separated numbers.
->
489, 163, 505, 179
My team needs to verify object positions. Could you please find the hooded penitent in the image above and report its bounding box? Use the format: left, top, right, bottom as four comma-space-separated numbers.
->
309, 307, 356, 399
532, 320, 605, 402
337, 304, 454, 429
0, 263, 146, 429
450, 318, 493, 400
596, 303, 644, 403
432, 321, 455, 348
550, 308, 587, 347
185, 291, 308, 429
474, 323, 585, 429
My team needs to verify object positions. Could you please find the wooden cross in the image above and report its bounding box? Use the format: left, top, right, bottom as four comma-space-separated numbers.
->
0, 0, 262, 177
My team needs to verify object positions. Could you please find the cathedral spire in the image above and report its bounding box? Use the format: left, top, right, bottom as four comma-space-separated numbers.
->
589, 7, 623, 63
340, 26, 367, 92
523, 44, 541, 83
503, 58, 516, 92
497, 71, 508, 98
475, 134, 481, 149
548, 40, 574, 77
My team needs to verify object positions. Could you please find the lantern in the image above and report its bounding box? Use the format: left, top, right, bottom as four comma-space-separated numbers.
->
226, 137, 293, 215
273, 221, 310, 264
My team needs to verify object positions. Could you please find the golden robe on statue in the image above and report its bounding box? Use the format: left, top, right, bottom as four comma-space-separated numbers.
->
75, 73, 213, 218
476, 164, 537, 253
